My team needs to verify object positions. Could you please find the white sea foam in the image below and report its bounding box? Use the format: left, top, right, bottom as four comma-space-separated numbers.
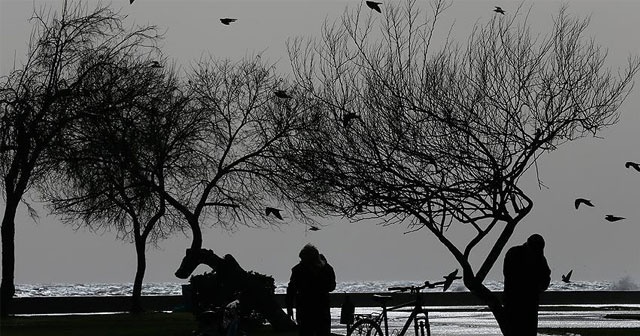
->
13, 280, 626, 297
610, 275, 640, 291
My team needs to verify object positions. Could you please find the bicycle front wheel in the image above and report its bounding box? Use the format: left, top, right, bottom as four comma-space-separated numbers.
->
347, 318, 384, 336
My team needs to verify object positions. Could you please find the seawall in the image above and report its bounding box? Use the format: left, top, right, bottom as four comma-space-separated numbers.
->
6, 291, 640, 315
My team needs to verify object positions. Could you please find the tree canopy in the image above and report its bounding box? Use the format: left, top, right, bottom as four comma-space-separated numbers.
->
0, 0, 162, 313
286, 0, 639, 332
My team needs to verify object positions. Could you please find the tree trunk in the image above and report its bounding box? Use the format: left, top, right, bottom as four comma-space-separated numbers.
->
488, 301, 510, 336
1, 195, 19, 317
465, 277, 509, 335
131, 237, 147, 313
187, 217, 202, 251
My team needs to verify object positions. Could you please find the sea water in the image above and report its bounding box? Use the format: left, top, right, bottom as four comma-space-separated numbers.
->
14, 280, 640, 336
13, 279, 630, 297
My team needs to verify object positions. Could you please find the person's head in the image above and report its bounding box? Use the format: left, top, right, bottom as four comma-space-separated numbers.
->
525, 233, 545, 254
299, 243, 321, 264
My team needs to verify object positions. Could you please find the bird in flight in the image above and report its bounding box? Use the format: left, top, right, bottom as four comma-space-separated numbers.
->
494, 6, 505, 15
265, 207, 284, 220
343, 112, 362, 127
574, 198, 594, 210
562, 270, 573, 283
605, 214, 625, 222
442, 269, 462, 292
625, 161, 640, 172
274, 90, 293, 99
129, 0, 135, 4
220, 18, 237, 25
366, 1, 382, 13
308, 226, 321, 232
148, 61, 162, 68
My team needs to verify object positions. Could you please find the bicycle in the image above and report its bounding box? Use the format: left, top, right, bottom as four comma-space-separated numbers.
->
346, 269, 461, 336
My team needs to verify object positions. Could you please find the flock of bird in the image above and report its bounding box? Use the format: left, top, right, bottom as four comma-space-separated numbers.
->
128, 1, 589, 286
574, 161, 639, 221
564, 161, 640, 284
128, 0, 508, 24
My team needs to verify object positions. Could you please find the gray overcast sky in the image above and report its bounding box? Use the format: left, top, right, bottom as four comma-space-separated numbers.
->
1, 0, 639, 286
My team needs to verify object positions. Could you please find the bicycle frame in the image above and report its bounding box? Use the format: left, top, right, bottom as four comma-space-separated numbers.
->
348, 272, 460, 336
376, 292, 431, 336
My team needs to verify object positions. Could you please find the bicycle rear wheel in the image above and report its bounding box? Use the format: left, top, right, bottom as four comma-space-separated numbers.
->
347, 318, 384, 336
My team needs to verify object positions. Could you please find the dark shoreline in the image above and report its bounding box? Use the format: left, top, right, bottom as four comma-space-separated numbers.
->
5, 291, 640, 315
2, 312, 639, 336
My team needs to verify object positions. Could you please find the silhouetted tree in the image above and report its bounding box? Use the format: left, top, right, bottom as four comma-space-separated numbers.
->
0, 0, 160, 314
43, 60, 188, 313
286, 1, 639, 334
132, 55, 322, 253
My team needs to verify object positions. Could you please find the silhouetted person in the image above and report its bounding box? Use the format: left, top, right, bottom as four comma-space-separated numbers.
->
286, 244, 336, 336
503, 234, 551, 336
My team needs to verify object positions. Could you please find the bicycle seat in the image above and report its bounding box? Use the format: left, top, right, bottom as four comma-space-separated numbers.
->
372, 294, 393, 305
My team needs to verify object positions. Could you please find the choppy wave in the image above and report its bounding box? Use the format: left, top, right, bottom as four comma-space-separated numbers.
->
14, 279, 633, 297
14, 282, 184, 297
610, 276, 640, 291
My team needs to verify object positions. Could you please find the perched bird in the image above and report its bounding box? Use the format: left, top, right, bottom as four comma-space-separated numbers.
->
343, 112, 362, 127
265, 207, 283, 220
308, 226, 321, 231
574, 198, 594, 210
366, 1, 382, 13
149, 60, 162, 68
605, 214, 625, 222
562, 270, 573, 283
274, 90, 293, 99
625, 161, 640, 172
442, 269, 462, 292
494, 6, 505, 15
220, 18, 237, 25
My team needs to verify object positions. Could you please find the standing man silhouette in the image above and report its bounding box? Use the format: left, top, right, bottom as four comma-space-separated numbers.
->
286, 244, 336, 336
503, 233, 551, 336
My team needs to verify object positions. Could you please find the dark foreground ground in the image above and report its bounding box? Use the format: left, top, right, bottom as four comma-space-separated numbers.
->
539, 328, 640, 336
2, 312, 640, 336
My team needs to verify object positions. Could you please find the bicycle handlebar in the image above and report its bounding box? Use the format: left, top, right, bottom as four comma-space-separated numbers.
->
388, 269, 461, 293
388, 281, 431, 293
387, 280, 451, 293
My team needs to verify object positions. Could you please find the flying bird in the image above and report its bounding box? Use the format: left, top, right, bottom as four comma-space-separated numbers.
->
220, 18, 237, 25
129, 0, 135, 4
366, 1, 382, 13
625, 161, 640, 172
343, 112, 362, 127
605, 214, 625, 222
442, 269, 462, 292
148, 61, 162, 68
308, 226, 321, 232
574, 198, 594, 210
562, 270, 573, 283
274, 90, 293, 99
494, 6, 505, 15
265, 207, 283, 220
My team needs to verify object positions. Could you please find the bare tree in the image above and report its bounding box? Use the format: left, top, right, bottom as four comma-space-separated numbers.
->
43, 59, 190, 313
286, 0, 639, 333
123, 55, 323, 258
0, 0, 160, 313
